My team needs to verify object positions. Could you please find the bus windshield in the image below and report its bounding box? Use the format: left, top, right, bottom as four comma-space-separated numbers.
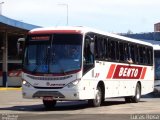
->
155, 50, 160, 80
23, 34, 82, 74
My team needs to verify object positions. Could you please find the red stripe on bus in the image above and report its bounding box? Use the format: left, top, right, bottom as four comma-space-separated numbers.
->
29, 30, 82, 34
113, 65, 143, 79
140, 67, 147, 79
106, 64, 116, 79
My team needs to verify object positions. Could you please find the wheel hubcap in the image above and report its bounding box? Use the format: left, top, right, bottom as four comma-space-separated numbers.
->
136, 87, 140, 99
96, 89, 101, 104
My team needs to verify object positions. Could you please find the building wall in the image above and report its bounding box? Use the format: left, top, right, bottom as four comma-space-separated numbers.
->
154, 23, 160, 32
122, 32, 160, 41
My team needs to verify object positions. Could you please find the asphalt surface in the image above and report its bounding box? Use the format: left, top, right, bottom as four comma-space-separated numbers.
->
0, 89, 160, 120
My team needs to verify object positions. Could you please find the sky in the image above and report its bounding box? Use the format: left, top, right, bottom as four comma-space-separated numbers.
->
1, 0, 160, 33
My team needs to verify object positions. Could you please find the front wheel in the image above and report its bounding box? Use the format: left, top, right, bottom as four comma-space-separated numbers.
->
43, 100, 57, 109
88, 86, 102, 107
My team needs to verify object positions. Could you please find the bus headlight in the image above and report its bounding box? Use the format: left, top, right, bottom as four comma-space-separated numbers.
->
66, 79, 80, 88
22, 79, 31, 88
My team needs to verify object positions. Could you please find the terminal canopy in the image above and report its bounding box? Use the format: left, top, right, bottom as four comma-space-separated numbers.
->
0, 15, 40, 34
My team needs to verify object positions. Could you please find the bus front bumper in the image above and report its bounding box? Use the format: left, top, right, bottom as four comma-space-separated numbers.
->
22, 86, 91, 100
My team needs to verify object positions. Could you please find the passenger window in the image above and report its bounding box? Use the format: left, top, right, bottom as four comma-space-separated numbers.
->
94, 36, 109, 61
146, 47, 153, 65
134, 45, 139, 64
119, 42, 124, 61
95, 36, 100, 59
124, 44, 129, 61
108, 40, 116, 60
115, 41, 119, 61
139, 46, 143, 64
130, 44, 135, 63
104, 38, 108, 60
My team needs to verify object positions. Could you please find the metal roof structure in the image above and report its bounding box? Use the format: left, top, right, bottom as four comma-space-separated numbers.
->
0, 15, 41, 34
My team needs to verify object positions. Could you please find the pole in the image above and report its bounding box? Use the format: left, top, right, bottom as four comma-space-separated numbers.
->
2, 32, 8, 87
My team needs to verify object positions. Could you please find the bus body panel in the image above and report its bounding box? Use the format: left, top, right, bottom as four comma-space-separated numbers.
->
22, 61, 154, 100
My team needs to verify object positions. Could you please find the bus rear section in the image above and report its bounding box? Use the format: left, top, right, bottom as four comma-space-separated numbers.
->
22, 26, 154, 109
154, 46, 160, 93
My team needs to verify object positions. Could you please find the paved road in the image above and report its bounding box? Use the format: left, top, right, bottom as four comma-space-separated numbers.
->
0, 90, 160, 120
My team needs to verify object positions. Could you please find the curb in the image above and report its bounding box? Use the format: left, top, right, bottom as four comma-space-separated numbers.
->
0, 87, 22, 91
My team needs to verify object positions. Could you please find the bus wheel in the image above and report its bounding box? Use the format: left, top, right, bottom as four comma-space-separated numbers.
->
132, 83, 141, 103
88, 86, 102, 107
125, 83, 141, 103
43, 100, 57, 109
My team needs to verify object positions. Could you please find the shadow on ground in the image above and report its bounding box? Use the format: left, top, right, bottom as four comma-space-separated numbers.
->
0, 99, 146, 112
142, 92, 160, 98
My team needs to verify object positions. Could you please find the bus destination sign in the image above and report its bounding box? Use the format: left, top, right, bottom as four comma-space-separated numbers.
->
31, 36, 50, 41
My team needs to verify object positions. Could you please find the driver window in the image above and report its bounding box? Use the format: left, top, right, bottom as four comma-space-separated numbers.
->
83, 35, 94, 74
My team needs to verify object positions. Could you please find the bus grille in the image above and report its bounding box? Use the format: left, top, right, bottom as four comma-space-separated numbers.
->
27, 75, 72, 80
33, 91, 65, 98
33, 86, 63, 89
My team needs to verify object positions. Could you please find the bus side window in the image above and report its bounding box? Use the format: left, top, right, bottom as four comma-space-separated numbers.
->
101, 37, 105, 59
146, 48, 150, 65
115, 41, 119, 61
147, 47, 153, 65
95, 36, 103, 60
135, 45, 139, 64
84, 38, 94, 64
145, 47, 153, 65
130, 44, 135, 63
150, 48, 153, 65
108, 40, 116, 61
124, 44, 129, 61
98, 37, 103, 59
119, 42, 124, 61
143, 47, 147, 64
95, 36, 100, 59
104, 38, 108, 60
83, 35, 95, 74
141, 47, 147, 64
124, 43, 133, 64
139, 46, 143, 64
108, 39, 111, 60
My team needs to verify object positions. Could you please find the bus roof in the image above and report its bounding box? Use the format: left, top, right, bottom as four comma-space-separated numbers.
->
139, 39, 160, 50
153, 44, 160, 50
29, 26, 153, 47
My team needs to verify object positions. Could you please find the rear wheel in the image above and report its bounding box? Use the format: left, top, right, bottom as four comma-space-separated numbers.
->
125, 83, 141, 103
43, 100, 57, 109
88, 86, 102, 107
132, 83, 141, 103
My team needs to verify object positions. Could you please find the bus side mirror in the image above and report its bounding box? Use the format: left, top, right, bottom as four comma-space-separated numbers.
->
17, 38, 25, 55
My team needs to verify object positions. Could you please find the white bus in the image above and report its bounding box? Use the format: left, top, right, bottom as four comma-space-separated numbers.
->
22, 26, 154, 109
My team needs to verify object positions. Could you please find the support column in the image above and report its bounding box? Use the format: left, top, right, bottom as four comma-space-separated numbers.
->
2, 32, 8, 87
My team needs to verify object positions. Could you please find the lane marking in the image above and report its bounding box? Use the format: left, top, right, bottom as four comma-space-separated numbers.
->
0, 87, 22, 91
